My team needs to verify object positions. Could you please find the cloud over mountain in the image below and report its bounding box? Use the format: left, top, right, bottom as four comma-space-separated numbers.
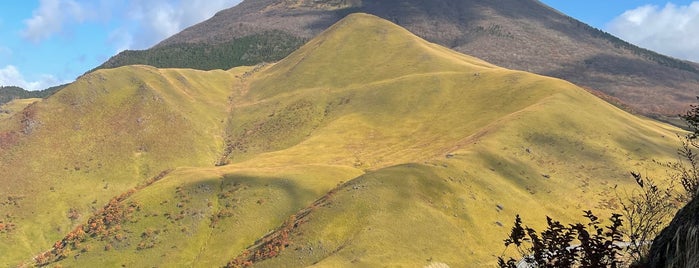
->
607, 1, 699, 62
21, 0, 241, 50
0, 65, 63, 90
115, 0, 242, 50
9, 0, 242, 89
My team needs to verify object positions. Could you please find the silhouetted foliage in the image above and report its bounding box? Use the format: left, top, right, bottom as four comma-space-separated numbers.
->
617, 172, 677, 264
611, 99, 699, 265
665, 99, 699, 202
498, 98, 699, 267
498, 211, 624, 268
671, 140, 699, 202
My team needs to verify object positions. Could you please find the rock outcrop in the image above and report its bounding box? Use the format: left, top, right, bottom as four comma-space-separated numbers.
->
648, 196, 699, 267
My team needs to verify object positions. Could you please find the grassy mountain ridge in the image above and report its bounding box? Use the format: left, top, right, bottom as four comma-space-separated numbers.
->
0, 13, 686, 267
98, 0, 699, 116
0, 65, 243, 265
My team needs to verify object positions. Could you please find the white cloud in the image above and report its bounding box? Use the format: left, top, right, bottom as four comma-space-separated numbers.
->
0, 65, 66, 91
20, 0, 241, 48
21, 0, 88, 43
107, 27, 134, 53
122, 0, 241, 49
13, 0, 241, 89
606, 2, 699, 62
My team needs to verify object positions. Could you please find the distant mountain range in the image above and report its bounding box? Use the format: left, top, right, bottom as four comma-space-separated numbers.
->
96, 0, 699, 116
0, 85, 63, 106
0, 13, 683, 267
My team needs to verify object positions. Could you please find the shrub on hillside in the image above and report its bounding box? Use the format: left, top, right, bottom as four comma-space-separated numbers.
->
498, 211, 624, 268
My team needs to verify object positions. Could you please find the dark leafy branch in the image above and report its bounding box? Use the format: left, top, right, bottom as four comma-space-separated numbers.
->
498, 211, 624, 268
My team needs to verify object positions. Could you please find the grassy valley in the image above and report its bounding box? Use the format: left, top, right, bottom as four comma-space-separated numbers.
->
0, 13, 687, 267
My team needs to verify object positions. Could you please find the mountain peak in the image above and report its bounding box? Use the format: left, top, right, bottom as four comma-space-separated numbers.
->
0, 9, 686, 267
250, 13, 496, 98
100, 0, 699, 116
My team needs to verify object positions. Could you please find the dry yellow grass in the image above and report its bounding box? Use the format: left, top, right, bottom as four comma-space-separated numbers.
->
0, 13, 686, 267
0, 98, 40, 121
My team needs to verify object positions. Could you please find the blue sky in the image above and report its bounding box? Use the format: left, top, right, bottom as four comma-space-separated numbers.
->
0, 0, 698, 90
541, 0, 694, 29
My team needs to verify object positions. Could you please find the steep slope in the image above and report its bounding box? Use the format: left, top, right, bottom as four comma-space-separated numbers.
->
2, 14, 686, 267
0, 66, 241, 265
99, 0, 699, 116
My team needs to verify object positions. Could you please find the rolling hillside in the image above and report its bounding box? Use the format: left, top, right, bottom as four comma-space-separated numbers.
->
0, 65, 241, 265
98, 0, 699, 116
0, 14, 686, 267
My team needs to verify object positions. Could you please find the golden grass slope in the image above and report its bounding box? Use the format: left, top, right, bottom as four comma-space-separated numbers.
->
0, 13, 685, 267
0, 98, 40, 121
0, 66, 243, 265
214, 14, 683, 267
